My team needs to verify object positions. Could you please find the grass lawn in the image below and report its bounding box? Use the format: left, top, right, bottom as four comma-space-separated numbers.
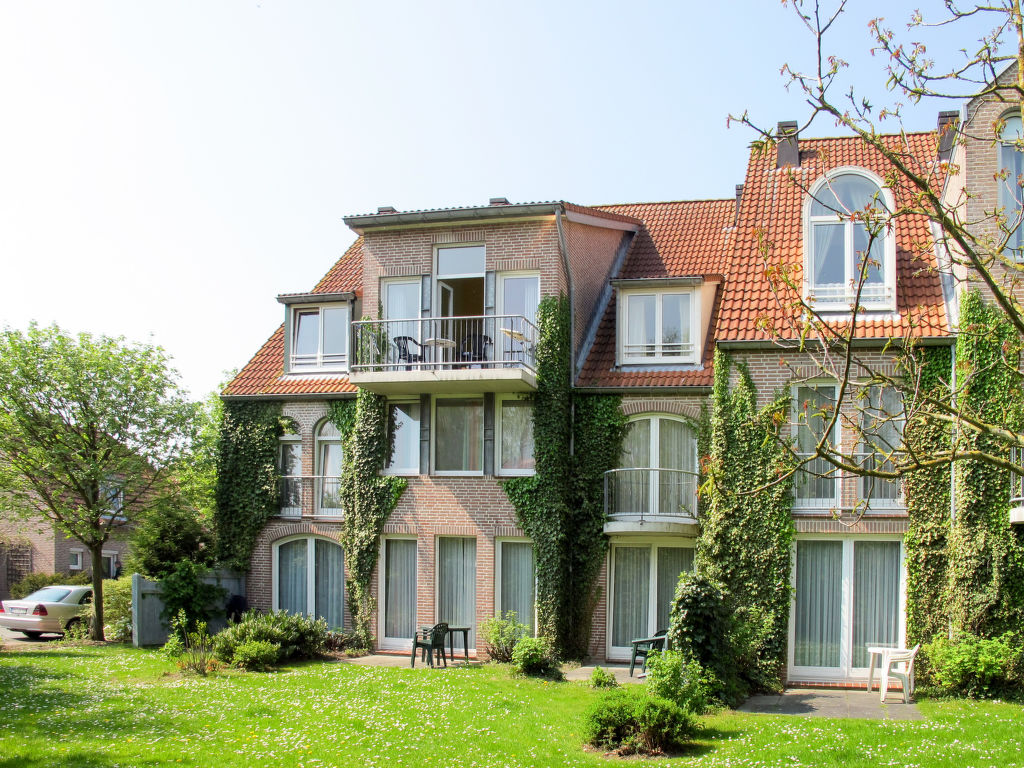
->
0, 644, 1022, 768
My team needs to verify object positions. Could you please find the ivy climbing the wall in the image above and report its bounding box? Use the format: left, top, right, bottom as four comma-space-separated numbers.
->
214, 400, 284, 572
332, 392, 407, 648
503, 295, 626, 661
696, 349, 794, 693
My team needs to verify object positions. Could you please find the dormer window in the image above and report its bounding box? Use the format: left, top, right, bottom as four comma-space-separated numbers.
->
805, 170, 895, 311
617, 285, 698, 364
291, 304, 350, 371
999, 113, 1024, 253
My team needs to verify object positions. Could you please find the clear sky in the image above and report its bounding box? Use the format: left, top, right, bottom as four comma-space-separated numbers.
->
0, 1, 995, 397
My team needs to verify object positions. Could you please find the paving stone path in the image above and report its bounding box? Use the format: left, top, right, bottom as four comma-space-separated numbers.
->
739, 687, 923, 720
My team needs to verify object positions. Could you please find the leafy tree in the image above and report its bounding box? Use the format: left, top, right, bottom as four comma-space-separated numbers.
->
0, 324, 198, 639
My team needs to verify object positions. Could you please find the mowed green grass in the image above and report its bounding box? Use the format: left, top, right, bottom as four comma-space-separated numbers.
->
0, 644, 1022, 768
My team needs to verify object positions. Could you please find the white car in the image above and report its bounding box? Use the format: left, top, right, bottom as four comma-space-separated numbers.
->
0, 585, 93, 638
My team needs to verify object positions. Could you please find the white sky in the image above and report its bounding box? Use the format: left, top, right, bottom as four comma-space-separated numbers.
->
0, 1, 994, 397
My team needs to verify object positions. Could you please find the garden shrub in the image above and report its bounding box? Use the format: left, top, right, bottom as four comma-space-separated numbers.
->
480, 610, 529, 663
729, 605, 785, 694
510, 635, 562, 679
11, 571, 90, 599
583, 685, 697, 756
232, 640, 280, 671
102, 576, 134, 643
159, 560, 227, 636
213, 610, 328, 665
176, 615, 219, 676
125, 502, 214, 579
590, 666, 618, 688
925, 632, 1021, 698
325, 630, 367, 655
644, 650, 714, 715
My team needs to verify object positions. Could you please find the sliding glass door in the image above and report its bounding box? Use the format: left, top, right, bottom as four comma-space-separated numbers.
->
790, 538, 903, 680
497, 541, 536, 634
381, 538, 417, 649
275, 536, 346, 630
437, 536, 477, 648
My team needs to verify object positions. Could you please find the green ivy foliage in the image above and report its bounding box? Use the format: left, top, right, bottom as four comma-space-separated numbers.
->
503, 295, 626, 661
696, 349, 794, 693
946, 291, 1024, 637
214, 401, 284, 571
903, 344, 953, 649
331, 393, 407, 648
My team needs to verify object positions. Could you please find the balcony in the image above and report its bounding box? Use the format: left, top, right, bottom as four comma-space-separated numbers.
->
349, 314, 538, 394
279, 476, 343, 519
1012, 448, 1024, 525
603, 468, 700, 535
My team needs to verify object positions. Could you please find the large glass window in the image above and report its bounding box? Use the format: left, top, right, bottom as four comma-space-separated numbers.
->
793, 385, 839, 507
279, 434, 302, 517
859, 386, 903, 505
437, 245, 485, 277
1000, 114, 1024, 253
621, 291, 695, 363
291, 305, 350, 370
386, 402, 420, 475
434, 398, 484, 474
806, 173, 891, 308
497, 541, 535, 634
609, 544, 694, 654
437, 536, 477, 647
316, 421, 343, 515
613, 416, 697, 519
497, 397, 535, 475
276, 536, 346, 630
382, 538, 417, 645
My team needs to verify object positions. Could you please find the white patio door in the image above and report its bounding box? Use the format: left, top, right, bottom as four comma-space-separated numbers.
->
790, 538, 903, 680
381, 538, 417, 649
437, 536, 477, 648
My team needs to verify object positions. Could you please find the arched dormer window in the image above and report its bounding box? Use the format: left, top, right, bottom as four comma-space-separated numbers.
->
315, 420, 342, 516
805, 170, 895, 311
999, 113, 1024, 253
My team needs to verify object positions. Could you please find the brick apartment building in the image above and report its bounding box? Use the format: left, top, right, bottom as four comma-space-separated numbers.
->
224, 91, 1015, 683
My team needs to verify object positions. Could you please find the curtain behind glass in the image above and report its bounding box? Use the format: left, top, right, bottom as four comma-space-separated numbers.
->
499, 542, 535, 633
384, 539, 417, 639
656, 547, 694, 631
617, 420, 651, 516
438, 537, 477, 646
852, 541, 900, 667
659, 419, 695, 517
612, 547, 650, 647
1001, 116, 1024, 250
500, 400, 535, 471
278, 539, 308, 616
860, 387, 903, 502
315, 540, 345, 629
661, 294, 690, 355
435, 399, 483, 472
626, 295, 656, 356
794, 540, 843, 667
812, 223, 844, 287
795, 386, 837, 502
388, 403, 420, 473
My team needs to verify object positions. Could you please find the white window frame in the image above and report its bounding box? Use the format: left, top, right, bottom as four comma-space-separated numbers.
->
998, 112, 1024, 255
278, 431, 303, 518
497, 271, 540, 319
606, 539, 697, 661
431, 395, 485, 477
101, 551, 118, 579
791, 382, 841, 510
787, 535, 906, 683
69, 548, 83, 571
384, 399, 421, 476
495, 395, 535, 477
618, 288, 699, 364
290, 303, 351, 372
493, 537, 538, 635
315, 420, 343, 517
377, 534, 418, 650
858, 386, 905, 511
803, 167, 897, 312
271, 534, 346, 624
619, 414, 699, 519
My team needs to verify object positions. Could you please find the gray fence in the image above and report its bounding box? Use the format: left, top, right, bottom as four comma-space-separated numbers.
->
131, 569, 246, 647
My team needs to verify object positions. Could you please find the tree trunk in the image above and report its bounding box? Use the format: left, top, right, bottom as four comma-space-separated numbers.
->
89, 544, 105, 641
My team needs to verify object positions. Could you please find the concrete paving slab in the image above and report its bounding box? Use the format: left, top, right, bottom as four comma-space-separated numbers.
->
563, 663, 643, 685
739, 687, 922, 720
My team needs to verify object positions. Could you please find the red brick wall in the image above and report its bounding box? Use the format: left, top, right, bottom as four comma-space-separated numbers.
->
564, 221, 629, 362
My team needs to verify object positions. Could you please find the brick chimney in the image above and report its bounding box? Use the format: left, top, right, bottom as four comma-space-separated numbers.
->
377, 206, 397, 214
777, 120, 800, 169
734, 184, 744, 225
489, 197, 510, 206
937, 110, 959, 162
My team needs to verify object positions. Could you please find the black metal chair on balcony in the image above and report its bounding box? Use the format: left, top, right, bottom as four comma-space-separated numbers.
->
393, 336, 423, 370
458, 334, 491, 367
629, 628, 668, 676
410, 622, 449, 668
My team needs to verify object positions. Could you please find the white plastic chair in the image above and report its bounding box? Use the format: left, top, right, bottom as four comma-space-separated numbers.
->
879, 644, 920, 703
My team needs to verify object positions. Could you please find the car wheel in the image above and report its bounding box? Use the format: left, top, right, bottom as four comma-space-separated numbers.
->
63, 617, 82, 634
21, 631, 43, 639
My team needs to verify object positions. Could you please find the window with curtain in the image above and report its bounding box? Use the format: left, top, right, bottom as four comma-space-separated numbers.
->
614, 416, 697, 519
610, 544, 694, 650
291, 304, 350, 370
498, 541, 535, 634
276, 536, 347, 629
386, 402, 420, 475
621, 291, 695, 363
434, 398, 483, 474
498, 397, 535, 474
383, 538, 417, 640
794, 540, 843, 668
793, 385, 839, 506
279, 435, 302, 516
851, 541, 901, 667
437, 537, 477, 646
806, 173, 891, 307
655, 547, 694, 631
859, 387, 903, 504
316, 421, 343, 513
1000, 114, 1024, 253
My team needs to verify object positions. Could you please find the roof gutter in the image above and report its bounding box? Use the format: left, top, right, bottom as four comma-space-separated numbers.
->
715, 336, 956, 350
344, 203, 564, 232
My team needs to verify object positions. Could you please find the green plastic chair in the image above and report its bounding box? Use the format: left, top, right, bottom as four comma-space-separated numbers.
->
629, 629, 668, 676
411, 623, 449, 668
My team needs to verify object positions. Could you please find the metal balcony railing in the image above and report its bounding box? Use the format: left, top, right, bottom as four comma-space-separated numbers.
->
278, 476, 343, 518
351, 314, 538, 373
604, 468, 700, 524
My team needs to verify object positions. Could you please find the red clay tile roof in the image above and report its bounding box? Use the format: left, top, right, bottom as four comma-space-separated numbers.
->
224, 239, 363, 397
719, 132, 950, 342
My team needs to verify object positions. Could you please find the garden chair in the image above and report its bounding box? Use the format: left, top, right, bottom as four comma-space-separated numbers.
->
411, 622, 449, 668
458, 333, 491, 366
879, 644, 920, 703
393, 336, 423, 370
629, 628, 668, 676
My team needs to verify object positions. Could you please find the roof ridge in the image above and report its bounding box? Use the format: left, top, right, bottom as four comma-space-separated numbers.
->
595, 197, 735, 208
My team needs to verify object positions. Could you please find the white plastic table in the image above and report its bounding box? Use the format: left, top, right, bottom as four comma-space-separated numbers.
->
865, 646, 891, 691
